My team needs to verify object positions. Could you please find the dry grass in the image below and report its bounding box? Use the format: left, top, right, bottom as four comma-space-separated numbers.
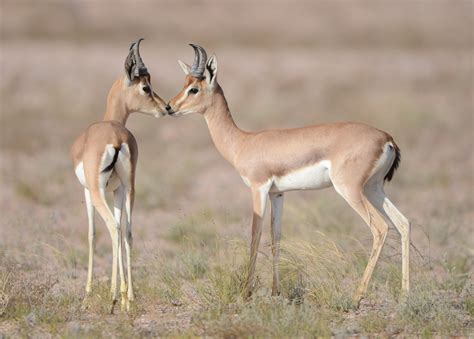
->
1, 0, 473, 337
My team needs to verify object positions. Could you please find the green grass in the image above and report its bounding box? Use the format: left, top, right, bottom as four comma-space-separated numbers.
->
1, 227, 472, 337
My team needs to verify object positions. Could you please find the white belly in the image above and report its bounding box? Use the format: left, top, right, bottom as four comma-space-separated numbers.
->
270, 160, 332, 193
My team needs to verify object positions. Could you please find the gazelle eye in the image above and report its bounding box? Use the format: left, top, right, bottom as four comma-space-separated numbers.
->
188, 88, 199, 94
142, 86, 151, 93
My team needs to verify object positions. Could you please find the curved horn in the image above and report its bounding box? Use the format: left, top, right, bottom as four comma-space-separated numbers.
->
132, 38, 149, 78
189, 44, 207, 78
133, 38, 149, 76
190, 44, 200, 73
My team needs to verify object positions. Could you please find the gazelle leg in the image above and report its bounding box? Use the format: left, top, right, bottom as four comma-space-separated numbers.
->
90, 187, 120, 312
98, 188, 120, 312
84, 188, 95, 295
86, 145, 123, 313
113, 186, 127, 310
114, 143, 135, 310
245, 182, 271, 298
383, 198, 410, 293
365, 183, 411, 295
333, 184, 389, 305
269, 192, 284, 296
123, 188, 135, 308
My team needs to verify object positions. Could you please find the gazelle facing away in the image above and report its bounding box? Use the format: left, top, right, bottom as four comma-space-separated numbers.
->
71, 39, 167, 312
167, 45, 410, 305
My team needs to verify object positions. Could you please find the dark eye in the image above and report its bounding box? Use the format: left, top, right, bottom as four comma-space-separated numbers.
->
142, 86, 151, 93
188, 88, 199, 94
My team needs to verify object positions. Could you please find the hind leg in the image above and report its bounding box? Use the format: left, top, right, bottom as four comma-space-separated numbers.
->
114, 143, 135, 310
365, 182, 410, 294
333, 182, 389, 305
113, 186, 127, 310
84, 188, 95, 295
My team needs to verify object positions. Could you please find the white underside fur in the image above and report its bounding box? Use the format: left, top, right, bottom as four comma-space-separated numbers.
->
240, 160, 333, 193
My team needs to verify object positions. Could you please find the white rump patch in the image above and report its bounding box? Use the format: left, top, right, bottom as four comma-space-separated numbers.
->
271, 160, 332, 193
367, 142, 396, 184
99, 144, 118, 189
75, 161, 86, 187
240, 176, 251, 187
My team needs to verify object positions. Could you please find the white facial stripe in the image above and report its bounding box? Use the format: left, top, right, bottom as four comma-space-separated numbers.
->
140, 79, 152, 95
175, 85, 194, 107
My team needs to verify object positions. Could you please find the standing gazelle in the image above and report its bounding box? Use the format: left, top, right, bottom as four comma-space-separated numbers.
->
167, 45, 410, 305
71, 39, 167, 312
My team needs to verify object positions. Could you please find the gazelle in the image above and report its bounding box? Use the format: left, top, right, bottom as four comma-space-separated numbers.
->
71, 39, 167, 312
167, 45, 410, 305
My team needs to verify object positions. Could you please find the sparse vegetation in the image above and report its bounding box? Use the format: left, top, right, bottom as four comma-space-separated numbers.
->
1, 0, 472, 336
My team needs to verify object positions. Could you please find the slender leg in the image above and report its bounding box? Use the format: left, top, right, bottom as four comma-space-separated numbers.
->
89, 185, 120, 313
381, 196, 410, 293
333, 183, 389, 305
101, 188, 120, 310
114, 144, 135, 310
85, 144, 126, 314
245, 182, 271, 299
123, 188, 135, 308
84, 188, 95, 295
365, 183, 411, 295
269, 192, 284, 296
114, 186, 127, 310
368, 190, 410, 294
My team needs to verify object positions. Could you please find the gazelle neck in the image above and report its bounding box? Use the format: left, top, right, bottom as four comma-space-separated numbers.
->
103, 77, 130, 125
204, 86, 246, 166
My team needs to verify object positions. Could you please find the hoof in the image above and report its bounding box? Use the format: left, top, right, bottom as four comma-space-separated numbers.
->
110, 299, 118, 314
352, 294, 363, 309
81, 296, 92, 311
128, 291, 135, 302
243, 288, 253, 301
399, 291, 409, 304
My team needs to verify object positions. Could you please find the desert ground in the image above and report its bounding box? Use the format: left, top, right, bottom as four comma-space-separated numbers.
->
0, 0, 473, 337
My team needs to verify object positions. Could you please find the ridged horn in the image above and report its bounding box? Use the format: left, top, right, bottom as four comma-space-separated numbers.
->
189, 43, 207, 78
125, 38, 149, 81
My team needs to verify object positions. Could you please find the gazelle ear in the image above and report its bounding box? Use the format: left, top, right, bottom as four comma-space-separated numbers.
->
124, 43, 136, 82
178, 60, 192, 75
206, 54, 218, 87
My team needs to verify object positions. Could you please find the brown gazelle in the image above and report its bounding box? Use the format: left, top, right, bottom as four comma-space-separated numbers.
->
71, 39, 167, 312
167, 44, 410, 305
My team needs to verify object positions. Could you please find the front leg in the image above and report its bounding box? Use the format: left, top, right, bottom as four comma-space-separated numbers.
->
245, 181, 271, 299
270, 192, 284, 296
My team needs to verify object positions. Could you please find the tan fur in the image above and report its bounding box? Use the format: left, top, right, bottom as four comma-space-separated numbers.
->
71, 72, 166, 313
169, 60, 410, 304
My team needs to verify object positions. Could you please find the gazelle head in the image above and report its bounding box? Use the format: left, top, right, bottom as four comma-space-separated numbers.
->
166, 44, 218, 117
117, 39, 168, 118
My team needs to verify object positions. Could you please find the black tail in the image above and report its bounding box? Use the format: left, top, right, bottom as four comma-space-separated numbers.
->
101, 147, 120, 173
384, 143, 400, 182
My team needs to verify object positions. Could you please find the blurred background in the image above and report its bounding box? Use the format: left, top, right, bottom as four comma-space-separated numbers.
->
0, 0, 472, 336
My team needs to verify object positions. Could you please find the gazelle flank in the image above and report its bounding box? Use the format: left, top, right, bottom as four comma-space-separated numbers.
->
70, 39, 167, 313
167, 44, 410, 306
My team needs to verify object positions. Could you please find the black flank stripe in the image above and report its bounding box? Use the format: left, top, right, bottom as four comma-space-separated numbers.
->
101, 147, 120, 173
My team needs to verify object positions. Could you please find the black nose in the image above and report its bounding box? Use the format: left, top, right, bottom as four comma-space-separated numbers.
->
165, 104, 172, 112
